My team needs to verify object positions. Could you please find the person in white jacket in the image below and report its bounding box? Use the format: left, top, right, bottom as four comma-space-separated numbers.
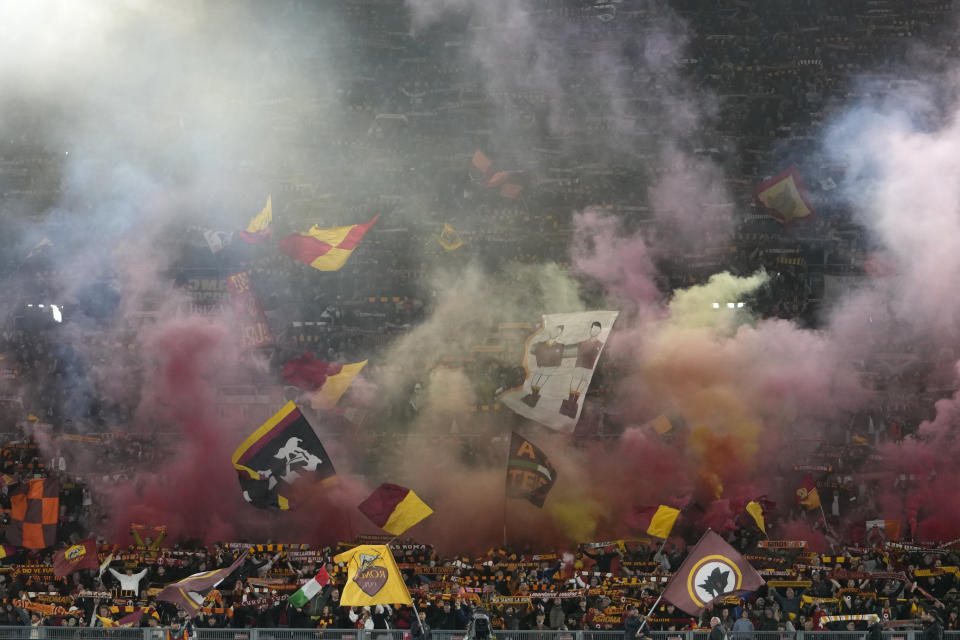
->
108, 565, 148, 596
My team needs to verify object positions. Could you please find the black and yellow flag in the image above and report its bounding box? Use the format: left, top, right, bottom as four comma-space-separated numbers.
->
232, 402, 337, 510
505, 432, 556, 508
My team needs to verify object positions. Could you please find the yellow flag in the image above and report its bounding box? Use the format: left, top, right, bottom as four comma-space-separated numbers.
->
746, 500, 766, 535
334, 544, 412, 606
246, 196, 272, 233
310, 360, 367, 410
646, 505, 680, 538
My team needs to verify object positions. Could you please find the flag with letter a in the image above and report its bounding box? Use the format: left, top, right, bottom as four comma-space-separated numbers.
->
505, 432, 557, 508
662, 530, 764, 614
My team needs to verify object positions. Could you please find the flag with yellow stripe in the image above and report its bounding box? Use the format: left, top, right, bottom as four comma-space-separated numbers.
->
279, 217, 378, 271
358, 484, 434, 536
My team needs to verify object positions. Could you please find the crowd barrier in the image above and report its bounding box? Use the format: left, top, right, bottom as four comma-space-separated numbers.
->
0, 629, 944, 640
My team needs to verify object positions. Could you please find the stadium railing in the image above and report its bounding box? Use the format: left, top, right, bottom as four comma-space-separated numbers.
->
0, 630, 940, 640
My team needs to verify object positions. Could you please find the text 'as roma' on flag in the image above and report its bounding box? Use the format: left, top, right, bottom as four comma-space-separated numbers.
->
333, 544, 411, 606
755, 166, 814, 224
278, 216, 378, 271
288, 567, 331, 608
53, 538, 100, 577
238, 195, 273, 243
358, 484, 434, 536
232, 402, 337, 510
6, 478, 59, 549
158, 550, 249, 617
627, 505, 680, 539
662, 529, 764, 615
795, 474, 821, 510
505, 432, 556, 508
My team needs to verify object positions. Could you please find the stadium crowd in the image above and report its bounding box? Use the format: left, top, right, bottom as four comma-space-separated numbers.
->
0, 0, 959, 633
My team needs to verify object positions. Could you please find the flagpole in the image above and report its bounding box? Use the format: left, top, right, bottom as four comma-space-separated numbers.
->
637, 594, 662, 633
503, 436, 512, 547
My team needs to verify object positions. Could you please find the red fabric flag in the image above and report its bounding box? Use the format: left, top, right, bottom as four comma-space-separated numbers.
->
53, 538, 99, 577
282, 352, 343, 392
661, 530, 764, 615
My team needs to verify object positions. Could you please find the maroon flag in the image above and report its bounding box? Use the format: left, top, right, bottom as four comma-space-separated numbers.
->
158, 550, 250, 617
282, 352, 343, 392
226, 271, 274, 350
661, 530, 764, 615
53, 538, 99, 577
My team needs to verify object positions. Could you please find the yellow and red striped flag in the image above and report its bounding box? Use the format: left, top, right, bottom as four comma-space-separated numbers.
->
755, 167, 814, 224
278, 216, 378, 271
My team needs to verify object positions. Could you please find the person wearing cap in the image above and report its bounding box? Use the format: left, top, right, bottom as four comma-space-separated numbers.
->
623, 605, 643, 639
923, 610, 944, 640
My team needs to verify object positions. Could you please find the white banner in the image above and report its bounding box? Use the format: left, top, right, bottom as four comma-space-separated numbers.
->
500, 310, 619, 431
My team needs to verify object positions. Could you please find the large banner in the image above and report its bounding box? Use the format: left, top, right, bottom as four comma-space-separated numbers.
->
227, 271, 274, 350
500, 310, 618, 431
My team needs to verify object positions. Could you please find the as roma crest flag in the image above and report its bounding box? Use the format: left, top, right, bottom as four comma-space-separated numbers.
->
795, 474, 821, 510
505, 432, 557, 508
232, 402, 337, 510
53, 538, 99, 576
333, 544, 412, 606
662, 530, 764, 615
6, 478, 58, 549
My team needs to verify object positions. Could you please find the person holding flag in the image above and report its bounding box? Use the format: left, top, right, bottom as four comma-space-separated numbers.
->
640, 530, 764, 630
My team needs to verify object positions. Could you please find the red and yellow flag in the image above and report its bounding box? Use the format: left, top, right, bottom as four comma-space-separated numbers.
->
238, 196, 273, 243
755, 167, 814, 224
358, 484, 434, 536
278, 217, 378, 271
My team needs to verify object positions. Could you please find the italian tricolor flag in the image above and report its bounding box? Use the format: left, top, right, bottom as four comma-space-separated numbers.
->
288, 567, 330, 608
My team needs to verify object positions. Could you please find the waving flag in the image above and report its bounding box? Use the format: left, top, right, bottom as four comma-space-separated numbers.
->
506, 432, 556, 508
282, 352, 367, 410
755, 167, 814, 224
471, 151, 523, 199
438, 223, 463, 251
795, 474, 821, 510
500, 310, 619, 431
289, 567, 331, 608
746, 501, 766, 535
6, 478, 59, 549
279, 217, 378, 271
158, 550, 249, 616
662, 530, 764, 615
238, 196, 273, 243
53, 538, 100, 577
358, 484, 434, 536
334, 545, 412, 606
232, 402, 337, 510
628, 505, 680, 538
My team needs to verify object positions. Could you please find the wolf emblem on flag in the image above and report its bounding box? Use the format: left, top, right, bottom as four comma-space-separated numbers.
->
500, 310, 618, 431
232, 402, 337, 510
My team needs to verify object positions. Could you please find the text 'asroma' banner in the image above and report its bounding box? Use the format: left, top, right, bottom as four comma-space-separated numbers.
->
500, 310, 619, 431
227, 271, 274, 350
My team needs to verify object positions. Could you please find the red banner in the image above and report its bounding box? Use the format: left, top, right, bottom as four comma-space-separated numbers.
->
226, 271, 274, 350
